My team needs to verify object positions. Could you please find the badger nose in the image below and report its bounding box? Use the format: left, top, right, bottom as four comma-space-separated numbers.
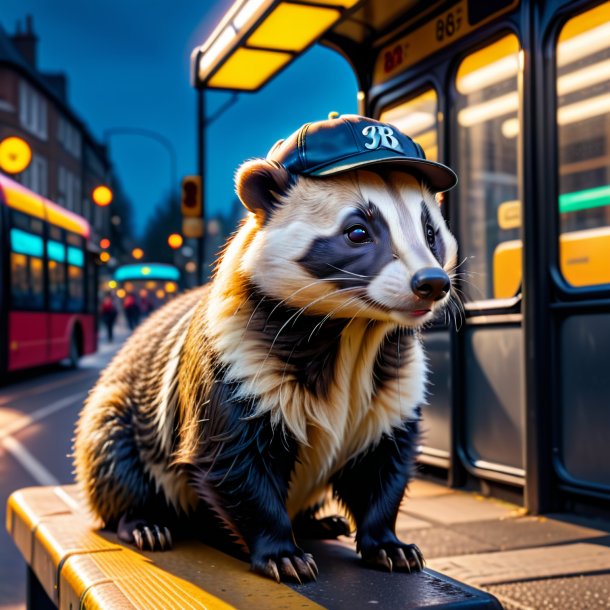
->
411, 268, 451, 301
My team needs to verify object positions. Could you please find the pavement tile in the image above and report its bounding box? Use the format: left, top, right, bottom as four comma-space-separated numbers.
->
404, 490, 523, 525
398, 525, 498, 559
487, 573, 610, 610
451, 515, 610, 552
406, 479, 454, 499
427, 542, 610, 587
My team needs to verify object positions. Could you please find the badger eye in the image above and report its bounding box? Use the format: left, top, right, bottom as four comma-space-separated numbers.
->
345, 225, 371, 244
426, 223, 436, 248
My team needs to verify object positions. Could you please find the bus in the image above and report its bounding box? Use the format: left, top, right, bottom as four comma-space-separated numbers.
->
0, 174, 97, 377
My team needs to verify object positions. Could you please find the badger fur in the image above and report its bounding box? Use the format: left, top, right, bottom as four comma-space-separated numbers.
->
74, 162, 458, 583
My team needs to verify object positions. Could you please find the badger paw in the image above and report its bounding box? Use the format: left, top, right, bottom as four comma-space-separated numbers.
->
362, 544, 424, 573
293, 513, 352, 539
117, 515, 173, 551
251, 551, 318, 584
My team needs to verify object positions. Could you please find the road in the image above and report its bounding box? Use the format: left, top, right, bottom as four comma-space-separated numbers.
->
0, 325, 129, 610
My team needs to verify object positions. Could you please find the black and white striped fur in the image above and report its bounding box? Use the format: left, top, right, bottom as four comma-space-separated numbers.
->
74, 162, 458, 583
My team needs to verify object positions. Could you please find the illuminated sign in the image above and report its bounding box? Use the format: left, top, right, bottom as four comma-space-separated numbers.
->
374, 0, 519, 85
114, 264, 180, 282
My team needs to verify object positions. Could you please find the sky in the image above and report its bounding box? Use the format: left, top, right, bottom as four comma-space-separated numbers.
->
1, 0, 358, 235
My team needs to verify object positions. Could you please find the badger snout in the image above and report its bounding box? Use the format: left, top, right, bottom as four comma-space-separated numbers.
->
411, 267, 451, 302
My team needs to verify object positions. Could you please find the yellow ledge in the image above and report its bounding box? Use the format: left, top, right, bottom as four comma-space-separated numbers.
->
6, 486, 323, 609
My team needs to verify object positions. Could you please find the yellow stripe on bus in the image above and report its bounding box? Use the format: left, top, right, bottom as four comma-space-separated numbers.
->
44, 198, 90, 237
0, 176, 45, 220
0, 174, 90, 237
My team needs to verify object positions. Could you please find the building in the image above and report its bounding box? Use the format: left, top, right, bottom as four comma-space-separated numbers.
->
0, 15, 111, 242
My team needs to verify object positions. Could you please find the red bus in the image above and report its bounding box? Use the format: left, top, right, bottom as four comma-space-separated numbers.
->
0, 174, 97, 376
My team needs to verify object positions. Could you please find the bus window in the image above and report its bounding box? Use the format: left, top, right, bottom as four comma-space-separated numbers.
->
455, 34, 521, 301
67, 243, 84, 311
48, 226, 66, 310
557, 2, 610, 288
380, 89, 439, 161
10, 228, 44, 310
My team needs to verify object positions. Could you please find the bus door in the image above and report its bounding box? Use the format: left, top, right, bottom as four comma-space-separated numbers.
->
452, 34, 525, 487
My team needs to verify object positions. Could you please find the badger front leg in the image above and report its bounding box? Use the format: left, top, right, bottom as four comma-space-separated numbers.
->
331, 417, 424, 573
189, 406, 317, 583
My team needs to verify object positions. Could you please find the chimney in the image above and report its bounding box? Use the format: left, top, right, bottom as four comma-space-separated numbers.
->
11, 15, 38, 68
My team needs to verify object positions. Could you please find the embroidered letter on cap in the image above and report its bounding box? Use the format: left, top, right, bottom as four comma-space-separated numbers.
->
362, 125, 400, 151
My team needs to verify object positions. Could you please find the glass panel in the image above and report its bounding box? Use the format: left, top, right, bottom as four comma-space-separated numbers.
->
10, 228, 43, 257
49, 259, 66, 311
67, 265, 84, 312
10, 253, 43, 310
30, 257, 44, 309
380, 89, 439, 162
557, 2, 610, 288
455, 34, 521, 301
10, 252, 29, 309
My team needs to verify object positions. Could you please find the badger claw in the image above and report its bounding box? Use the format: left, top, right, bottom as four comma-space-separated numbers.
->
252, 552, 318, 584
118, 514, 173, 552
363, 543, 424, 573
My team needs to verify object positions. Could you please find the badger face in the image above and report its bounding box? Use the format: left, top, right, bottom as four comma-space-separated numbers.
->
235, 161, 458, 327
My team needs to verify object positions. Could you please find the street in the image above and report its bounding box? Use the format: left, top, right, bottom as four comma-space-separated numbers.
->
0, 325, 129, 610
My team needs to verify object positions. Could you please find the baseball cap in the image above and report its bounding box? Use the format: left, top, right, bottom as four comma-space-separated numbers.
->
267, 114, 457, 192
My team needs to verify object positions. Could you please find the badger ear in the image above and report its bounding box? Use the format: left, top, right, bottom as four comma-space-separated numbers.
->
235, 159, 294, 217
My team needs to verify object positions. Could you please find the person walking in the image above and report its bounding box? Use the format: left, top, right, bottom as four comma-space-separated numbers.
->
123, 292, 140, 330
100, 293, 118, 342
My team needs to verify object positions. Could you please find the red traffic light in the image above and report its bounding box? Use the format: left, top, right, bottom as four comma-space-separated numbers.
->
181, 176, 202, 217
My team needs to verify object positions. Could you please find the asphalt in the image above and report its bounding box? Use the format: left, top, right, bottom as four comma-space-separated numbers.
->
0, 321, 130, 610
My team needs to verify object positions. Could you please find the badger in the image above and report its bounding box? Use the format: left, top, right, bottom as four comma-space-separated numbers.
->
74, 115, 458, 584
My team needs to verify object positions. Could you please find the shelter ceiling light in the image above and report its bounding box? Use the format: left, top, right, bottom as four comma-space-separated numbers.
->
193, 0, 361, 92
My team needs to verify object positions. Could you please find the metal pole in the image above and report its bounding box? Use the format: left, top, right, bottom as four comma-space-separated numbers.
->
197, 88, 206, 285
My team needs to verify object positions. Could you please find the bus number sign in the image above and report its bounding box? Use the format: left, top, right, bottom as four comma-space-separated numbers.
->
436, 8, 463, 42
374, 0, 518, 85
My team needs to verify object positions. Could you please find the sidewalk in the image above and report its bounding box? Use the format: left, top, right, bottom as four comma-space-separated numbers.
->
393, 478, 610, 609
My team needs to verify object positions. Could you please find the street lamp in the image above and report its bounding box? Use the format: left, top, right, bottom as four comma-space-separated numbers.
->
132, 248, 144, 260
0, 136, 32, 174
168, 233, 184, 249
92, 185, 113, 206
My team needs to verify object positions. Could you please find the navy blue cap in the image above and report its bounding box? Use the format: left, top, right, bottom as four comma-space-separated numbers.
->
267, 114, 457, 192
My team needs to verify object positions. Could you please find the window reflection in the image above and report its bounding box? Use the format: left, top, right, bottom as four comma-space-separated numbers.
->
557, 2, 610, 287
380, 89, 439, 161
455, 35, 521, 301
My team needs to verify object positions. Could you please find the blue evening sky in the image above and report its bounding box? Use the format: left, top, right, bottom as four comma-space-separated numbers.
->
1, 0, 358, 234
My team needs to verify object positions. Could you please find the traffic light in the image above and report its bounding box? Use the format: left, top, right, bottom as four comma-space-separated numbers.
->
181, 176, 202, 218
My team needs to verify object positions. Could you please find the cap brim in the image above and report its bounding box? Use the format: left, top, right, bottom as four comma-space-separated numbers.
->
309, 154, 458, 193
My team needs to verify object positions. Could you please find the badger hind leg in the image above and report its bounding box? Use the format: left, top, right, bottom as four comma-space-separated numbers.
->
293, 508, 351, 540
74, 388, 176, 552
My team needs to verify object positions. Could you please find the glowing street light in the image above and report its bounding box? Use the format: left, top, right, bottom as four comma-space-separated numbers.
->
0, 136, 32, 174
167, 233, 184, 249
100, 238, 111, 249
132, 248, 144, 260
100, 251, 111, 263
92, 185, 113, 207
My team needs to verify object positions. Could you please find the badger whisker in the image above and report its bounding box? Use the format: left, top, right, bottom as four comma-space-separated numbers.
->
325, 264, 372, 279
